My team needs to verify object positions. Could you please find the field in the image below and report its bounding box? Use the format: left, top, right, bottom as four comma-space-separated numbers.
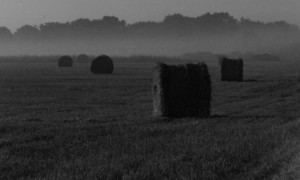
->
0, 56, 299, 179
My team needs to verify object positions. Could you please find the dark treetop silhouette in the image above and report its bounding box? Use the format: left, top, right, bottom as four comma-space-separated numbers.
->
0, 12, 298, 41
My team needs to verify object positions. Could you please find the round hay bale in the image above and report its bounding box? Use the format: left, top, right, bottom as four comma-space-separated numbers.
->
76, 54, 90, 63
90, 55, 114, 74
58, 55, 73, 67
153, 62, 211, 118
219, 57, 243, 81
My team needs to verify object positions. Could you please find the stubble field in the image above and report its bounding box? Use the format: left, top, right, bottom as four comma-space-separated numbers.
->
0, 57, 299, 179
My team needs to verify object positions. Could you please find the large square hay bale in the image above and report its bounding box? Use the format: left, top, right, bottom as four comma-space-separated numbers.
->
153, 63, 211, 118
219, 57, 243, 81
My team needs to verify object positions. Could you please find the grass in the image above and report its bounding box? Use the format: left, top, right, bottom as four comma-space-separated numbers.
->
0, 57, 299, 179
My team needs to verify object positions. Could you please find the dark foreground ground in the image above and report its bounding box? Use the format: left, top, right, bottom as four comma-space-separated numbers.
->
0, 57, 299, 179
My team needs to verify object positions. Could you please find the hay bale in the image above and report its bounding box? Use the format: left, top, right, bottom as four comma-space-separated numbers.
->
219, 57, 243, 81
153, 62, 211, 118
76, 54, 90, 63
58, 55, 73, 67
90, 55, 114, 74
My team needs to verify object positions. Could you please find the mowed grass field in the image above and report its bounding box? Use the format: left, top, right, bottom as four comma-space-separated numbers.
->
0, 57, 299, 179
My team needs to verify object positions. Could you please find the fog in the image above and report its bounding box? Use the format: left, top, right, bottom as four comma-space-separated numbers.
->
0, 32, 298, 58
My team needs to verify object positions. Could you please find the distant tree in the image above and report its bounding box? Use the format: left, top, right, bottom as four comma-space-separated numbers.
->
240, 17, 266, 30
68, 18, 93, 37
102, 16, 125, 28
101, 16, 126, 30
161, 14, 198, 36
40, 22, 65, 32
197, 12, 239, 34
266, 21, 299, 32
39, 22, 70, 39
0, 26, 13, 40
0, 12, 298, 42
14, 25, 40, 40
163, 13, 187, 24
70, 18, 91, 28
199, 12, 237, 25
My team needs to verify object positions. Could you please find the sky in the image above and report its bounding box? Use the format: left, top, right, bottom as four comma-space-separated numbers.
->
0, 0, 299, 32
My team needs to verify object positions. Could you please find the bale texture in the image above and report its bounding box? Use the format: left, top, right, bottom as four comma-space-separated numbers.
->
58, 55, 73, 67
153, 63, 211, 118
77, 54, 90, 63
219, 57, 243, 81
90, 55, 114, 74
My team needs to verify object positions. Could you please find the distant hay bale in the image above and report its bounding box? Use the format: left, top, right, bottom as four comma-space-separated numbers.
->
219, 57, 243, 81
58, 55, 73, 67
90, 55, 114, 74
76, 54, 90, 63
153, 63, 211, 118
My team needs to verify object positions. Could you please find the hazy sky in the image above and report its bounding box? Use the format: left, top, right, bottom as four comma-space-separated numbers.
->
0, 0, 299, 32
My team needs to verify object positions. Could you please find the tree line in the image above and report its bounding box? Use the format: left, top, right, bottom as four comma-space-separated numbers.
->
0, 12, 299, 41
